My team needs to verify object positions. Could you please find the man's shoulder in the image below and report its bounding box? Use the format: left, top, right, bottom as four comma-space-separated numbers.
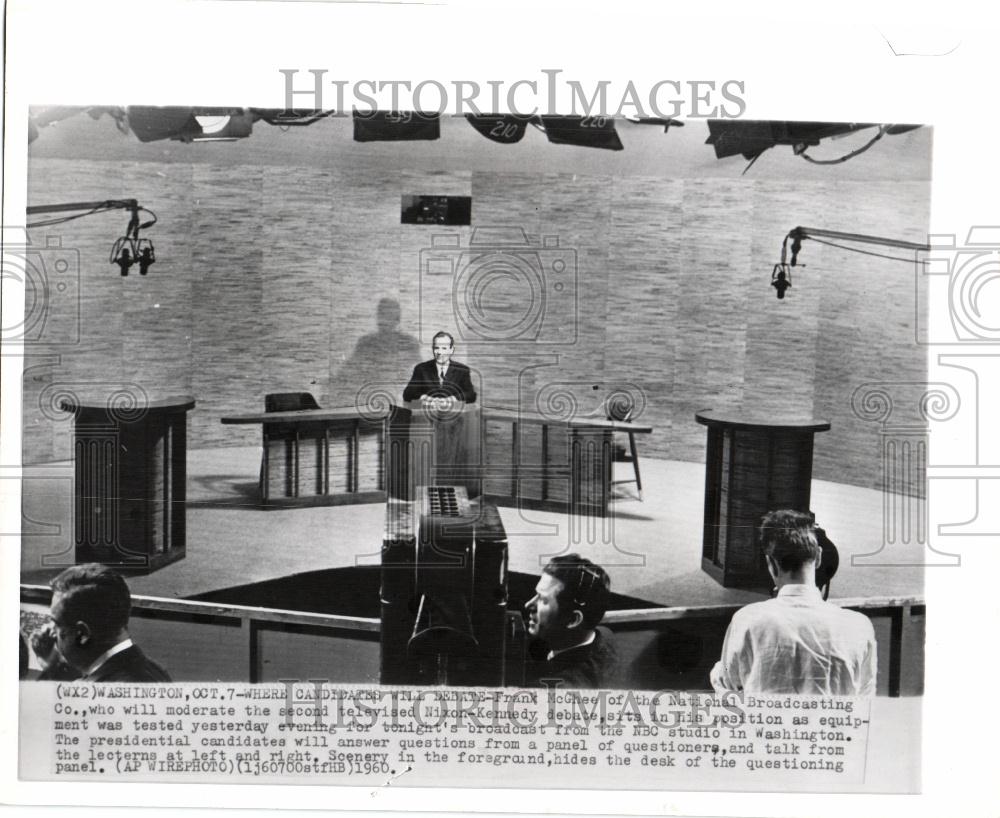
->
409, 359, 437, 376
570, 628, 619, 684
527, 629, 619, 689
735, 594, 875, 636
594, 626, 617, 653
829, 602, 877, 635
95, 645, 171, 682
730, 598, 780, 624
729, 596, 811, 634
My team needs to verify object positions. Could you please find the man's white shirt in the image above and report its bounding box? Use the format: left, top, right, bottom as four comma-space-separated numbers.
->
710, 584, 877, 696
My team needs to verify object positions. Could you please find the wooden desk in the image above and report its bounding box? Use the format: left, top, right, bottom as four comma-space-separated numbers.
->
696, 410, 831, 589
222, 404, 652, 516
482, 408, 652, 517
60, 394, 195, 572
221, 407, 388, 506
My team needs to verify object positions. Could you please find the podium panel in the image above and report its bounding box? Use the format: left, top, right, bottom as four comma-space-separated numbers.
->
697, 410, 830, 589
482, 411, 626, 517
387, 402, 483, 501
222, 408, 389, 507
263, 418, 385, 504
61, 395, 195, 573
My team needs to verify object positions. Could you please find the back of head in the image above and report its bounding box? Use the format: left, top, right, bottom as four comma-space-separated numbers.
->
759, 510, 822, 573
50, 564, 131, 645
543, 554, 611, 629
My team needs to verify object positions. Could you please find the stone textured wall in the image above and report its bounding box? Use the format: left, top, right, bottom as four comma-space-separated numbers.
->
21, 118, 931, 493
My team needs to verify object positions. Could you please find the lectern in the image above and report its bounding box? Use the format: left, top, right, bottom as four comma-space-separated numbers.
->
60, 394, 195, 572
387, 401, 483, 501
696, 410, 830, 589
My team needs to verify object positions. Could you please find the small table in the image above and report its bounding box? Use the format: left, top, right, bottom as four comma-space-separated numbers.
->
60, 394, 195, 572
696, 410, 830, 589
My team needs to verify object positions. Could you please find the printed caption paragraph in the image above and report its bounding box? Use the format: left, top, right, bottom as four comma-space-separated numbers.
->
20, 683, 873, 789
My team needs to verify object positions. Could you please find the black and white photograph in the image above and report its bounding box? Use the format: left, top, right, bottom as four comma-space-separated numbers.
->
2, 2, 998, 817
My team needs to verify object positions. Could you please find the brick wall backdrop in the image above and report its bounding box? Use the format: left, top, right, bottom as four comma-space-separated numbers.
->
21, 118, 931, 493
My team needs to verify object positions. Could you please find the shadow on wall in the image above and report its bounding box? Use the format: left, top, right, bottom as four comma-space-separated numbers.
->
333, 297, 421, 409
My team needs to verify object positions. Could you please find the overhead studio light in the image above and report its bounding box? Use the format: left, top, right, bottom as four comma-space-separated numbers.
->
707, 121, 922, 173
353, 111, 440, 142
623, 116, 685, 133
535, 116, 624, 150
465, 114, 534, 144
189, 112, 254, 142
126, 107, 255, 143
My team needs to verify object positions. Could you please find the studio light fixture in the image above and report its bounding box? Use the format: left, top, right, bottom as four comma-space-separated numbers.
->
126, 107, 255, 143
27, 199, 158, 277
708, 121, 922, 173
771, 226, 930, 299
353, 111, 440, 142
534, 115, 624, 150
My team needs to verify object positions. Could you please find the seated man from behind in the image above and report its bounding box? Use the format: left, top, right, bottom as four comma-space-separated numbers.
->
710, 510, 876, 696
524, 554, 618, 689
48, 563, 171, 683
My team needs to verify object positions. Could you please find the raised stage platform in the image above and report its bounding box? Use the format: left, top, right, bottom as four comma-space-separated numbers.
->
20, 444, 924, 604
19, 445, 925, 693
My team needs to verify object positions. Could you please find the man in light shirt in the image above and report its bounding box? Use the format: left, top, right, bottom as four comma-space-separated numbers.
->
710, 509, 876, 696
48, 563, 171, 682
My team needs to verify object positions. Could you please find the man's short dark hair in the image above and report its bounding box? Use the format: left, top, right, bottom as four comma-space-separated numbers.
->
432, 331, 454, 347
543, 554, 611, 630
50, 564, 131, 643
759, 510, 822, 572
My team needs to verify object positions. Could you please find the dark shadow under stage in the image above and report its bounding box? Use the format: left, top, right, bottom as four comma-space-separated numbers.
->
188, 567, 661, 619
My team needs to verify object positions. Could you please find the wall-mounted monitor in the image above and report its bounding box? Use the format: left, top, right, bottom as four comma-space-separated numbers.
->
401, 195, 471, 225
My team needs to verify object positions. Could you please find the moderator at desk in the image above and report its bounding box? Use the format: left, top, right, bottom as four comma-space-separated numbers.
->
221, 403, 652, 516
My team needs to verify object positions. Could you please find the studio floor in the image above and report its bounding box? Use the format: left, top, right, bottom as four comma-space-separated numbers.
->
20, 446, 925, 609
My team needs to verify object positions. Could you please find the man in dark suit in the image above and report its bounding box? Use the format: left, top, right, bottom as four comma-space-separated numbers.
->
523, 554, 618, 689
48, 564, 171, 683
403, 331, 477, 404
